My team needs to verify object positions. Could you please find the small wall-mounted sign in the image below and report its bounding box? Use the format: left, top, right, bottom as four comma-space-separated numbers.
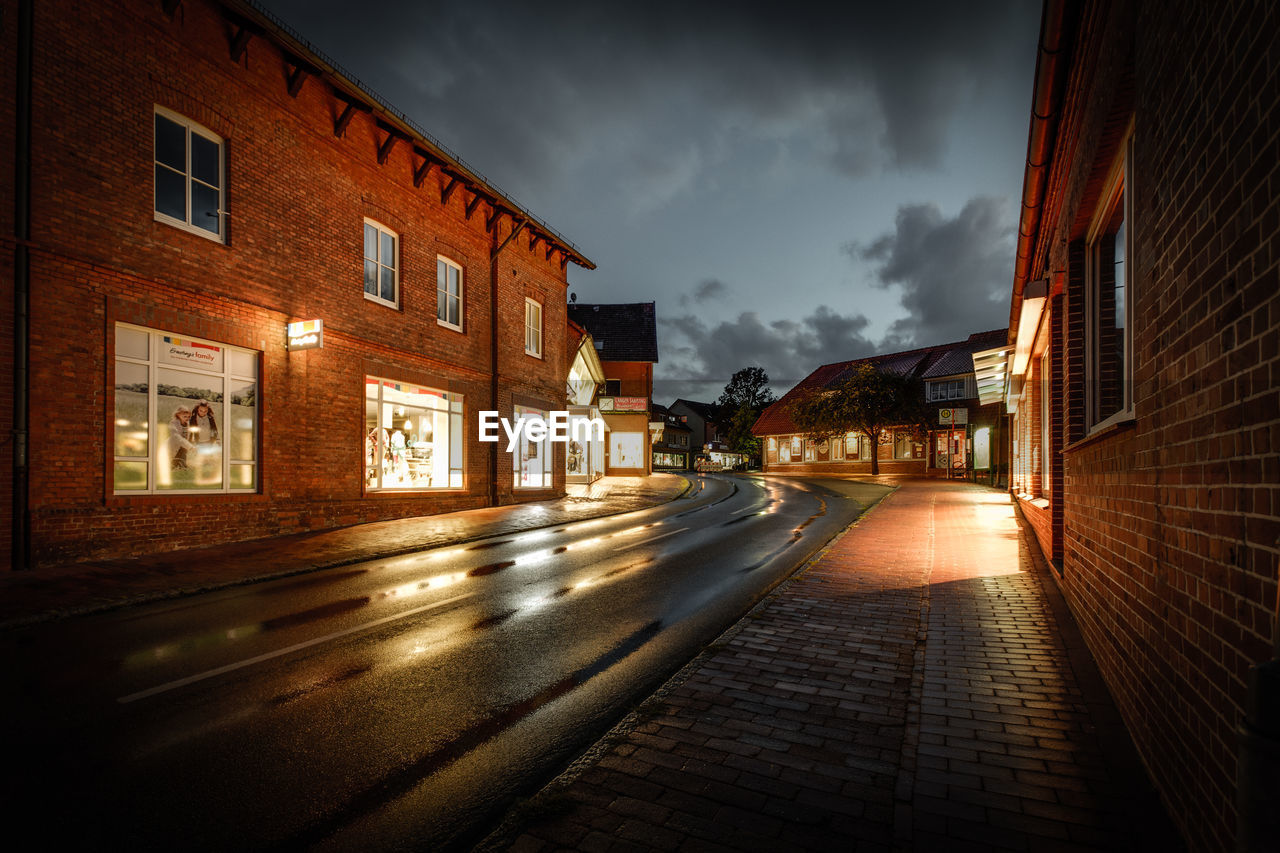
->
599, 396, 648, 412
287, 319, 323, 351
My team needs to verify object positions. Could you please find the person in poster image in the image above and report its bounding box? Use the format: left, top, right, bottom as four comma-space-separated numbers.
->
169, 406, 195, 469
189, 398, 219, 445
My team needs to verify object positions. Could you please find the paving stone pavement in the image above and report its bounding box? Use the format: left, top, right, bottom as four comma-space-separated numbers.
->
487, 479, 1180, 852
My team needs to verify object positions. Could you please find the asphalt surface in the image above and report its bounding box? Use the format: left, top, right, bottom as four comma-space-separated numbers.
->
3, 474, 892, 851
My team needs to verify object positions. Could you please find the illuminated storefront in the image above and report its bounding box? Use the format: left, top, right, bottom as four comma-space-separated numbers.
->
364, 377, 463, 490
566, 331, 606, 484
113, 324, 258, 494
513, 404, 554, 489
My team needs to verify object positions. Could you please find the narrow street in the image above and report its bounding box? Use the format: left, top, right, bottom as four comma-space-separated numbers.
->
3, 475, 890, 850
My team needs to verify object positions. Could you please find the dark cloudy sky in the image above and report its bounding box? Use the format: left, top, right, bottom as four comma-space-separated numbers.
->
258, 0, 1039, 403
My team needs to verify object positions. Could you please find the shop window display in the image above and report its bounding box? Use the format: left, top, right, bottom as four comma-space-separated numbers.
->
513, 405, 554, 488
365, 377, 463, 490
113, 324, 257, 494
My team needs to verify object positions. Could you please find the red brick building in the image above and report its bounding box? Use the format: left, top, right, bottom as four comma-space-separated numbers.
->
565, 303, 658, 476
1, 0, 594, 570
1002, 1, 1279, 848
754, 331, 1007, 479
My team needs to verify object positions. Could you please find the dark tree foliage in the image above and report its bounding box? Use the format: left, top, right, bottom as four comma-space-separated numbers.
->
789, 363, 927, 476
715, 367, 777, 462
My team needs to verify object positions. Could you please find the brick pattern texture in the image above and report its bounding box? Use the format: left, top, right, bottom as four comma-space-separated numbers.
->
500, 481, 1172, 852
1014, 1, 1280, 848
4, 0, 584, 568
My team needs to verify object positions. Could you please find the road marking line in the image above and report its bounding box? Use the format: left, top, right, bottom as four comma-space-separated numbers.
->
118, 592, 475, 704
614, 528, 688, 551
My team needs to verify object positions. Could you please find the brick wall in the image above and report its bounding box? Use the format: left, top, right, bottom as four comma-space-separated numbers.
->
1025, 1, 1280, 848
16, 0, 580, 567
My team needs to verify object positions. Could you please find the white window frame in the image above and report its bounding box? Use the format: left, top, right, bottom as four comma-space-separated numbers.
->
1085, 122, 1135, 433
437, 256, 463, 332
525, 298, 543, 358
113, 323, 258, 495
928, 378, 969, 402
365, 377, 465, 491
153, 106, 225, 242
363, 219, 399, 309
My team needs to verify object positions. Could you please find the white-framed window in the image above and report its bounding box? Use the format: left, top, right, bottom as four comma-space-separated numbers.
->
154, 107, 224, 242
1041, 349, 1051, 494
363, 220, 399, 308
113, 324, 257, 494
365, 377, 464, 490
1086, 123, 1135, 431
525, 298, 543, 358
437, 256, 463, 331
927, 379, 968, 401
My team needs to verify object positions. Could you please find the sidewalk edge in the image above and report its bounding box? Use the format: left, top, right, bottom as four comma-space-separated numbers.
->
471, 482, 900, 852
1, 476, 694, 631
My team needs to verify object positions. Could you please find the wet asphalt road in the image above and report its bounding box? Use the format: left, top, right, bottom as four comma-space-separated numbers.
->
3, 474, 887, 851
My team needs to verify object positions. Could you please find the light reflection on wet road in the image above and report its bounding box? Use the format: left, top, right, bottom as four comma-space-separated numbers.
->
2, 474, 889, 851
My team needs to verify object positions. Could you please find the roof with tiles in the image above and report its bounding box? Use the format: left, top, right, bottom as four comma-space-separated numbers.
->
566, 303, 659, 363
752, 329, 1007, 436
670, 399, 718, 421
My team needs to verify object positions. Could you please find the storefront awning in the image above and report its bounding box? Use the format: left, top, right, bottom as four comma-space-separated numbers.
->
972, 345, 1012, 406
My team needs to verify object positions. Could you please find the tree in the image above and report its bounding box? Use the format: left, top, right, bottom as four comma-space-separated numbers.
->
715, 367, 777, 463
789, 363, 926, 476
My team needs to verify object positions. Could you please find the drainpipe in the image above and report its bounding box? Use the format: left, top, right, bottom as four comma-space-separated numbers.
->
1237, 542, 1280, 851
12, 0, 34, 570
488, 218, 525, 507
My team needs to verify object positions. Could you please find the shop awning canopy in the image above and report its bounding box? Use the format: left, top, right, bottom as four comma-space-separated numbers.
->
972, 345, 1013, 407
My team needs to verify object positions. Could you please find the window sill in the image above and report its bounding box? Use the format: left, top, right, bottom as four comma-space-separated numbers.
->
154, 213, 225, 244
363, 292, 400, 311
437, 319, 464, 334
1063, 415, 1136, 454
525, 350, 543, 360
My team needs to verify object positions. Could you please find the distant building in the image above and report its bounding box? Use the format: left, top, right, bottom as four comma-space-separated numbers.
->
753, 331, 1007, 479
649, 404, 692, 470
1, 0, 593, 569
666, 399, 744, 469
1000, 1, 1279, 849
565, 303, 658, 475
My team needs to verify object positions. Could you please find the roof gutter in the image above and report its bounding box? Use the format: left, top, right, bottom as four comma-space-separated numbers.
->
1009, 0, 1071, 343
225, 0, 594, 271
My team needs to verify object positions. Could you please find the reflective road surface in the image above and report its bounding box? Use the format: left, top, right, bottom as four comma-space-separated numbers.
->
4, 474, 885, 851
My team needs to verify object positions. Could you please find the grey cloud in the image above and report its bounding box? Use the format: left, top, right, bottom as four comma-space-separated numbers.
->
656, 305, 877, 402
851, 196, 1014, 346
259, 0, 1037, 202
678, 278, 731, 308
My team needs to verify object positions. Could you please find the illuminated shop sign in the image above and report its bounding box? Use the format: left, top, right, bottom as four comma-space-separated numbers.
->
287, 319, 323, 351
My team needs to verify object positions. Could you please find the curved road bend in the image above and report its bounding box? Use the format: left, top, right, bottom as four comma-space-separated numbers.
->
4, 474, 891, 851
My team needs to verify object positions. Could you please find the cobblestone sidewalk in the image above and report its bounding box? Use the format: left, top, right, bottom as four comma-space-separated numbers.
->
487, 480, 1179, 852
